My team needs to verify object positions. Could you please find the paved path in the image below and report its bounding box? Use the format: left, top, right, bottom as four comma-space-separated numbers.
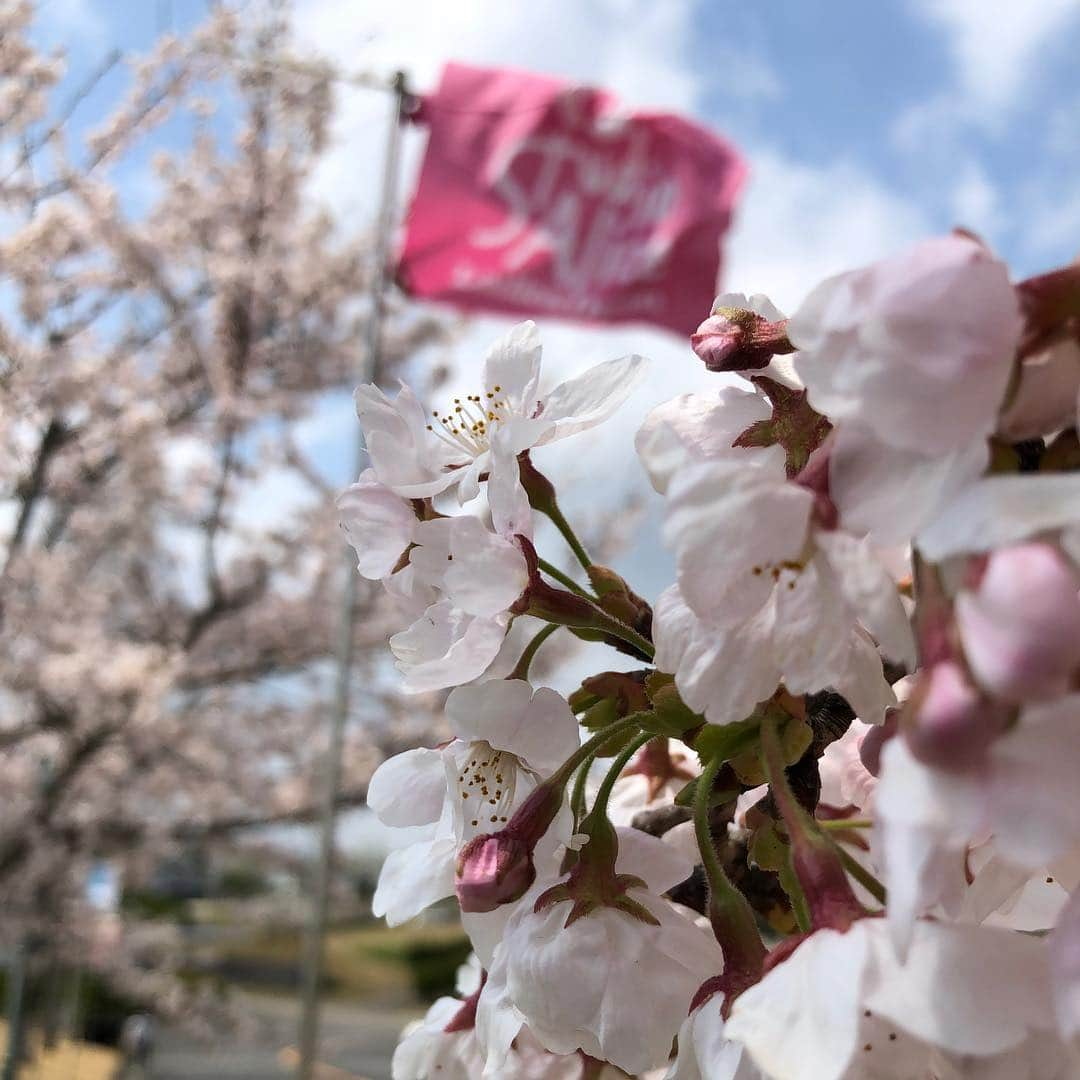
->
148, 995, 418, 1080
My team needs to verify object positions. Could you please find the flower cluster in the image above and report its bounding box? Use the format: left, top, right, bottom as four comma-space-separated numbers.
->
342, 234, 1080, 1078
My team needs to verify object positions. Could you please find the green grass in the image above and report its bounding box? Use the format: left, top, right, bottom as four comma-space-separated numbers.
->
203, 919, 471, 1004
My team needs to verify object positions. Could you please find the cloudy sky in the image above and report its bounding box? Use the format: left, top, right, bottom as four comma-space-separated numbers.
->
35, 0, 1080, 596
31, 0, 1080, 602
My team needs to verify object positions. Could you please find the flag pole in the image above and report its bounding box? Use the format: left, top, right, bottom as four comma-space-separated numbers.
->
296, 69, 409, 1080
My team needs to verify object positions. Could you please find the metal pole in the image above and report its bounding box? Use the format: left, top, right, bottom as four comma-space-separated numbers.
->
2, 941, 27, 1080
296, 70, 409, 1080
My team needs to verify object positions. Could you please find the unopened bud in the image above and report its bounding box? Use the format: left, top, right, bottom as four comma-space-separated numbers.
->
904, 661, 1010, 769
455, 832, 536, 913
956, 541, 1080, 704
692, 306, 795, 373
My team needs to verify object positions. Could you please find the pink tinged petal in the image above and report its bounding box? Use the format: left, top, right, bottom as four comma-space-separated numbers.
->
725, 925, 868, 1080
1051, 887, 1080, 1042
917, 474, 1080, 560
444, 679, 533, 743
815, 530, 915, 667
336, 470, 417, 580
372, 833, 458, 925
904, 661, 1010, 770
998, 339, 1080, 441
534, 353, 648, 443
862, 920, 1056, 1057
634, 388, 775, 494
367, 747, 448, 827
482, 320, 543, 414
956, 542, 1080, 702
829, 422, 988, 545
390, 601, 509, 694
789, 235, 1022, 454
665, 461, 813, 623
443, 518, 529, 618
454, 455, 487, 506
984, 695, 1080, 868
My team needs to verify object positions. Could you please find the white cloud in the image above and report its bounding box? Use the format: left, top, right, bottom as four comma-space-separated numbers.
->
726, 150, 928, 312
949, 159, 1003, 242
33, 0, 108, 51
909, 0, 1079, 113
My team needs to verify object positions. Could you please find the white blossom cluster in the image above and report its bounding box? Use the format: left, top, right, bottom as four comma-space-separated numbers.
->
340, 233, 1080, 1079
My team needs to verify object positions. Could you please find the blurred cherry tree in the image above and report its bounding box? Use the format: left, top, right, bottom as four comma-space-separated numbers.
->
0, 0, 446, 995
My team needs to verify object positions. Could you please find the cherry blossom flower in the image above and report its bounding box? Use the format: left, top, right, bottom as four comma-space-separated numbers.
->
724, 919, 1068, 1080
789, 235, 1022, 455
476, 829, 718, 1077
652, 453, 913, 726
368, 679, 579, 926
337, 467, 418, 581
786, 236, 1023, 544
635, 386, 782, 495
356, 321, 646, 505
953, 540, 1080, 703
386, 486, 532, 692
875, 694, 1080, 948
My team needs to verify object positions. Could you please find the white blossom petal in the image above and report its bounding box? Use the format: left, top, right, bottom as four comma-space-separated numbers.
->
536, 354, 648, 443
367, 747, 448, 828
918, 474, 1080, 560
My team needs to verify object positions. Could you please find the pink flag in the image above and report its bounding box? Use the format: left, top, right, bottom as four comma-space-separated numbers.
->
397, 63, 747, 336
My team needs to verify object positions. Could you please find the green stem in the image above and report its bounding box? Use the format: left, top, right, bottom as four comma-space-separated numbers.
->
509, 623, 559, 681
543, 500, 592, 571
589, 608, 655, 660
695, 755, 766, 974
835, 845, 887, 907
818, 818, 873, 831
760, 714, 864, 928
570, 750, 595, 827
538, 557, 591, 599
760, 715, 820, 848
547, 714, 647, 791
587, 731, 653, 822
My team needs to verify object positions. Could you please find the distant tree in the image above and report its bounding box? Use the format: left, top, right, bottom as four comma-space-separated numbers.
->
0, 0, 445, 1018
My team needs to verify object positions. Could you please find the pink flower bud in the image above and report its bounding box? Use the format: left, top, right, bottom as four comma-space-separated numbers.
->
455, 832, 536, 913
955, 541, 1080, 703
691, 308, 794, 373
904, 661, 1010, 769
